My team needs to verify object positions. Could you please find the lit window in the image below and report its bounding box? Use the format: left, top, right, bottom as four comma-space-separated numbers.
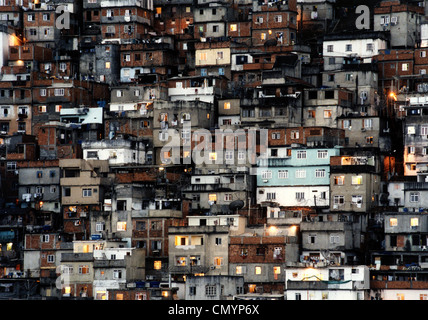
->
117, 222, 127, 231
411, 218, 419, 227
200, 52, 207, 61
105, 62, 111, 69
255, 266, 262, 275
224, 102, 231, 109
154, 261, 162, 270
176, 257, 186, 266
229, 24, 237, 31
389, 218, 398, 227
260, 33, 266, 40
273, 266, 281, 274
214, 257, 223, 266
236, 266, 246, 274
209, 152, 217, 161
208, 194, 217, 202
64, 286, 71, 295
78, 265, 89, 274
116, 294, 123, 300
352, 176, 363, 185
324, 110, 332, 118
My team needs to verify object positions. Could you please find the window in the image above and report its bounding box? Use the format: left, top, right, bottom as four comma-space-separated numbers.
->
255, 266, 262, 275
295, 170, 306, 178
217, 51, 223, 60
260, 33, 266, 40
214, 257, 223, 267
363, 118, 373, 129
308, 235, 316, 244
236, 266, 246, 274
82, 188, 92, 197
54, 89, 64, 96
224, 194, 232, 202
200, 52, 207, 61
411, 218, 419, 227
42, 235, 49, 243
317, 150, 328, 159
410, 192, 420, 203
324, 110, 332, 118
261, 170, 272, 179
79, 265, 89, 274
117, 222, 127, 231
343, 119, 351, 129
334, 195, 345, 206
215, 238, 222, 245
367, 43, 374, 51
345, 44, 352, 52
315, 169, 326, 178
366, 136, 374, 144
205, 285, 216, 296
96, 222, 105, 232
278, 170, 288, 179
296, 192, 305, 201
230, 24, 237, 32
330, 235, 340, 244
402, 63, 409, 71
40, 89, 47, 96
224, 102, 231, 110
296, 150, 306, 159
208, 194, 217, 202
266, 192, 276, 200
275, 15, 282, 23
113, 270, 122, 279
271, 132, 281, 140
105, 62, 111, 69
291, 130, 300, 139
6, 162, 16, 171
352, 195, 363, 206
327, 45, 333, 52
352, 176, 363, 185
308, 110, 316, 118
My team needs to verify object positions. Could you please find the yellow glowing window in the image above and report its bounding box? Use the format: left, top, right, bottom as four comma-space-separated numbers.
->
390, 218, 398, 227
255, 266, 262, 275
260, 33, 266, 40
186, 7, 191, 12
154, 261, 162, 270
351, 175, 363, 185
6, 243, 12, 251
175, 236, 188, 246
162, 291, 169, 298
236, 266, 245, 274
397, 293, 405, 300
230, 24, 237, 32
214, 257, 223, 266
200, 52, 207, 61
411, 218, 419, 227
64, 286, 71, 294
156, 7, 162, 14
209, 152, 217, 160
116, 293, 123, 300
224, 102, 231, 109
105, 62, 111, 69
183, 151, 191, 158
273, 266, 281, 274
176, 257, 186, 266
117, 222, 127, 231
83, 245, 90, 253
248, 284, 256, 293
208, 194, 217, 202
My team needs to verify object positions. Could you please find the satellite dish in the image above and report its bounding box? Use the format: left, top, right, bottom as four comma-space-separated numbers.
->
229, 200, 244, 211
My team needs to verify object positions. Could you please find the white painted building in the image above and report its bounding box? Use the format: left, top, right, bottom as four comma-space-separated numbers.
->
285, 265, 370, 300
82, 139, 145, 166
323, 33, 388, 71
